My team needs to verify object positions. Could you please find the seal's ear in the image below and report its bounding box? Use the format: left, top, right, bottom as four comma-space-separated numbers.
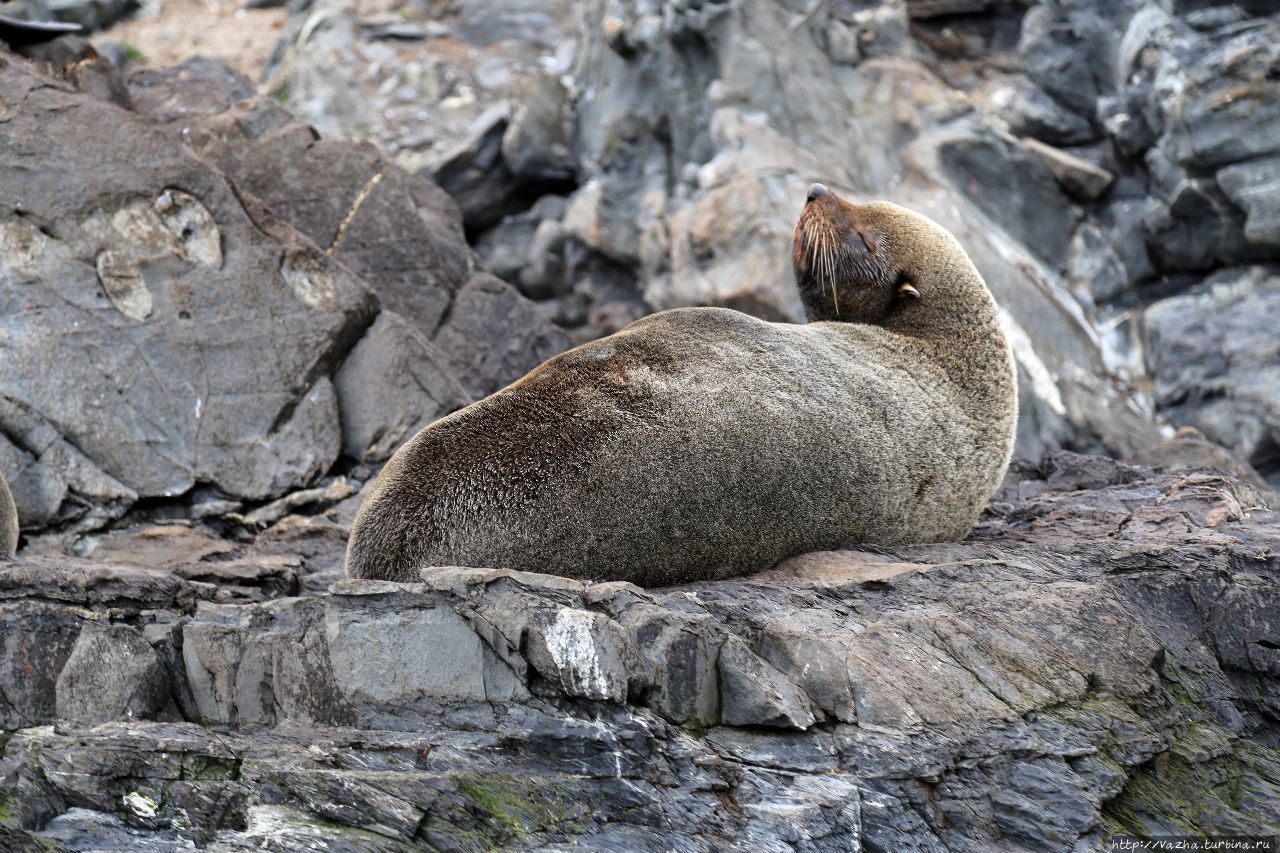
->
898, 281, 920, 301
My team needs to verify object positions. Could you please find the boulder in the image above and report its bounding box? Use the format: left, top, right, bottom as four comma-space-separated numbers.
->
1143, 265, 1280, 482
126, 58, 572, 463
54, 622, 170, 725
0, 51, 377, 531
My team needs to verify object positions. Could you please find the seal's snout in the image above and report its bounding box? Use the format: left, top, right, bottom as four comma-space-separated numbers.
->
806, 183, 831, 203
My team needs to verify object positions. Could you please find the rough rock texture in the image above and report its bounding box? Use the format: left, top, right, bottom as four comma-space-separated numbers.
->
1, 454, 1277, 848
0, 48, 376, 533
0, 50, 573, 540
1143, 265, 1280, 476
127, 57, 570, 462
255, 0, 1280, 485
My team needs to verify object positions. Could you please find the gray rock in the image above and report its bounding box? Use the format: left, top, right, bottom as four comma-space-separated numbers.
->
1022, 138, 1114, 201
717, 635, 817, 730
54, 622, 169, 725
432, 273, 571, 400
1, 456, 1279, 847
501, 73, 575, 183
1217, 156, 1280, 248
14, 34, 130, 107
1143, 265, 1280, 480
427, 103, 518, 232
334, 312, 465, 462
523, 606, 634, 703
44, 0, 136, 32
1158, 19, 1280, 172
224, 128, 472, 334
1126, 427, 1275, 500
0, 469, 16, 556
1016, 0, 1121, 120
939, 131, 1076, 266
0, 51, 377, 527
1066, 222, 1128, 304
999, 76, 1098, 147
325, 580, 528, 710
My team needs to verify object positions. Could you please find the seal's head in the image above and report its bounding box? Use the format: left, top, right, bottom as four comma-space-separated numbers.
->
792, 184, 973, 326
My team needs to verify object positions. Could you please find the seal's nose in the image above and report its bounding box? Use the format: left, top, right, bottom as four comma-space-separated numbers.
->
806, 183, 831, 203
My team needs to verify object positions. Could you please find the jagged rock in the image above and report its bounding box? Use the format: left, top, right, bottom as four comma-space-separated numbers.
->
13, 34, 129, 107
1022, 138, 1114, 200
1127, 427, 1276, 498
0, 0, 135, 33
54, 622, 170, 725
0, 455, 1278, 848
125, 57, 572, 462
1143, 265, 1280, 482
939, 131, 1076, 265
1217, 156, 1280, 248
431, 273, 571, 400
0, 50, 377, 530
989, 75, 1098, 146
501, 73, 575, 184
333, 313, 465, 462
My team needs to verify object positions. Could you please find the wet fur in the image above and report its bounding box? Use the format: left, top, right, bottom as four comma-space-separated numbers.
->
347, 195, 1017, 587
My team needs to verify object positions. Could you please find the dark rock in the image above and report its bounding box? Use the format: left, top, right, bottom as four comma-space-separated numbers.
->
1158, 19, 1280, 173
427, 103, 518, 232
44, 0, 136, 32
1142, 265, 1280, 479
432, 273, 571, 400
1217, 156, 1280, 249
124, 58, 573, 462
939, 131, 1076, 265
1022, 138, 1114, 201
1126, 427, 1275, 500
0, 457, 1278, 847
227, 129, 472, 334
0, 13, 80, 49
1000, 76, 1098, 146
716, 635, 817, 730
501, 73, 575, 183
127, 56, 255, 124
333, 312, 466, 462
54, 622, 169, 725
1016, 0, 1120, 120
14, 35, 129, 107
0, 51, 377, 528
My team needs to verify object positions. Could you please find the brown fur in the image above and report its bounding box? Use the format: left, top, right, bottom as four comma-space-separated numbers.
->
0, 472, 17, 557
346, 190, 1018, 587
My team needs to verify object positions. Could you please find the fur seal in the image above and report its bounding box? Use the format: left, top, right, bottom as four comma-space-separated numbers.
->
0, 471, 17, 557
346, 185, 1017, 587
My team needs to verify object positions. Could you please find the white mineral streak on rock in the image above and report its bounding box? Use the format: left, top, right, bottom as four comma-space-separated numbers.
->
543, 609, 611, 700
122, 791, 158, 819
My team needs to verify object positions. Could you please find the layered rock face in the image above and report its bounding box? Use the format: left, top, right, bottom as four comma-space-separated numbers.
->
0, 49, 568, 539
0, 454, 1277, 848
265, 0, 1280, 482
0, 0, 1279, 848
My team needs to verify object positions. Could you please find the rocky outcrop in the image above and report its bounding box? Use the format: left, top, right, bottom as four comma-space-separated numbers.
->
255, 0, 1280, 487
0, 50, 571, 542
1143, 265, 1280, 477
0, 49, 376, 534
0, 453, 1276, 848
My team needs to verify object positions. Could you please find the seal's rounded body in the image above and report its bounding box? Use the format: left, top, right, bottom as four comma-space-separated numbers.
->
347, 191, 1017, 587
